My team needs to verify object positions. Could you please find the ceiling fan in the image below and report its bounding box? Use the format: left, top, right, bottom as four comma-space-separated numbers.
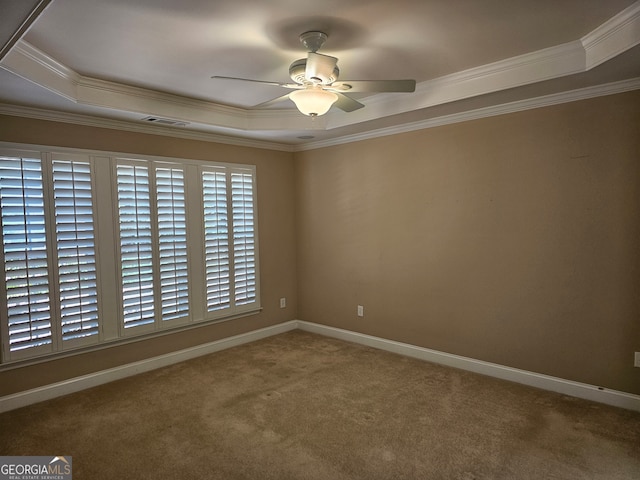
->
212, 31, 416, 117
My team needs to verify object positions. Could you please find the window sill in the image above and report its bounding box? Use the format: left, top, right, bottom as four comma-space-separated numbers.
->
0, 307, 262, 371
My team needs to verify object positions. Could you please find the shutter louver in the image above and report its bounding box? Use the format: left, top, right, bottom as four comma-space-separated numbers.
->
202, 170, 230, 311
156, 167, 189, 321
231, 172, 256, 305
0, 156, 52, 352
52, 160, 99, 341
1, 148, 260, 363
117, 164, 154, 328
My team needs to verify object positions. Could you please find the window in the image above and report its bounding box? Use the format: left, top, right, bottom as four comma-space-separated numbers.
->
0, 147, 259, 363
52, 159, 99, 344
116, 163, 155, 329
0, 154, 52, 358
231, 171, 257, 306
115, 161, 191, 331
156, 166, 189, 322
0, 153, 100, 361
201, 167, 258, 313
202, 169, 230, 311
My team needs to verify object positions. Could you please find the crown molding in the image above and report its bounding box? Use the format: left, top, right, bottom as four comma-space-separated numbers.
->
2, 0, 639, 138
2, 77, 639, 154
0, 103, 296, 152
76, 75, 249, 130
1, 2, 639, 146
582, 0, 640, 69
2, 77, 639, 153
4, 40, 79, 100
0, 0, 53, 62
2, 41, 307, 132
325, 40, 586, 129
298, 77, 640, 151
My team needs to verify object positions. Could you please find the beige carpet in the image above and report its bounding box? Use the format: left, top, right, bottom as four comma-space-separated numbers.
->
1, 330, 639, 479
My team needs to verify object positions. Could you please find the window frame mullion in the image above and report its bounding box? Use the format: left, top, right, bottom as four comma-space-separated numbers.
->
184, 164, 203, 321
148, 161, 161, 330
93, 155, 118, 342
224, 170, 237, 313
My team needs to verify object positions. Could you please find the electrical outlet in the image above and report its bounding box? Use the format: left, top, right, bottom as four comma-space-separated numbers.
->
280, 297, 286, 309
635, 352, 640, 368
357, 305, 364, 317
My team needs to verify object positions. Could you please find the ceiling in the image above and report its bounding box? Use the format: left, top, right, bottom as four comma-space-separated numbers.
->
1, 0, 639, 150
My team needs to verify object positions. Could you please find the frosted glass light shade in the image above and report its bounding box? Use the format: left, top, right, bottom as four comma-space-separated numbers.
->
290, 87, 338, 116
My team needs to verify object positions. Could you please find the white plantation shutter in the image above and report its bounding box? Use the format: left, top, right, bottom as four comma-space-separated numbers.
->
52, 159, 99, 342
156, 167, 189, 321
0, 155, 52, 355
231, 171, 257, 305
116, 164, 155, 328
1, 145, 260, 363
202, 170, 230, 311
201, 167, 258, 315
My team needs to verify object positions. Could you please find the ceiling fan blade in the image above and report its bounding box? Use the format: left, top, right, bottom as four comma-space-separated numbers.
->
330, 79, 416, 93
333, 93, 365, 113
305, 52, 338, 84
250, 93, 292, 109
211, 76, 299, 89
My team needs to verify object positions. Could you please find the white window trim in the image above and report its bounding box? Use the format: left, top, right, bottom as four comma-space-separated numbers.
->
0, 143, 261, 365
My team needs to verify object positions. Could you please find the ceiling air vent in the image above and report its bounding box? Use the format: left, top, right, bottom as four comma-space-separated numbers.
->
141, 116, 189, 127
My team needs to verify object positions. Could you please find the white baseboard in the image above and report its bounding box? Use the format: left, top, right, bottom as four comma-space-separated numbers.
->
296, 321, 640, 412
2, 319, 638, 413
0, 320, 298, 414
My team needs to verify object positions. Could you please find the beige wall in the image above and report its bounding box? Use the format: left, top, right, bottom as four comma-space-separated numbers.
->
1, 89, 639, 399
0, 116, 298, 396
295, 91, 640, 395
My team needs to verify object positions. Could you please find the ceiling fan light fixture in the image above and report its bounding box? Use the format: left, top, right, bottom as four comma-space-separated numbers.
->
289, 86, 338, 116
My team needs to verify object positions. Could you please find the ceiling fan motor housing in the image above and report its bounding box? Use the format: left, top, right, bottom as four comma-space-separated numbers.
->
289, 58, 339, 85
